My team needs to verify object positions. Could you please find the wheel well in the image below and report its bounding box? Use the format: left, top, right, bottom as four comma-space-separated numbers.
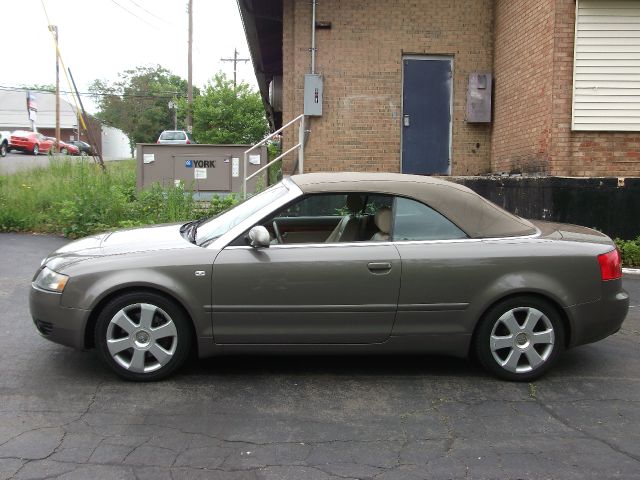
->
83, 287, 198, 355
470, 292, 572, 356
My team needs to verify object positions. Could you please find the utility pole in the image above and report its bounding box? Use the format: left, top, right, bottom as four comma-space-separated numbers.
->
168, 100, 177, 130
221, 48, 250, 88
186, 0, 193, 133
49, 24, 60, 153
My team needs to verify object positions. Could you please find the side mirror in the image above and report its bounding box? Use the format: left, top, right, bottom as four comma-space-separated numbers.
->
248, 225, 271, 248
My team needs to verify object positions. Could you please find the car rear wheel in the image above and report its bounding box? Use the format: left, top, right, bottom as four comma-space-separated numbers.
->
475, 296, 564, 381
94, 291, 192, 381
0, 142, 6, 157
60, 148, 68, 155
32, 144, 39, 155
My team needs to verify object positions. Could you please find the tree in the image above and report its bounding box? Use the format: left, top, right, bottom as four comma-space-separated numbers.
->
20, 84, 56, 93
90, 66, 192, 145
184, 73, 268, 144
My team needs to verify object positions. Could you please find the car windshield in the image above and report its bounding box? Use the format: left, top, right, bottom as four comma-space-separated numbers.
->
160, 131, 186, 140
195, 183, 289, 246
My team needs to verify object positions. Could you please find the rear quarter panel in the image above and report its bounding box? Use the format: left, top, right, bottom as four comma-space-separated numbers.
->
393, 238, 609, 337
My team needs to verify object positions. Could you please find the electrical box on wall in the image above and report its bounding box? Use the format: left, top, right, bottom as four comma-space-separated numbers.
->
304, 74, 323, 116
466, 72, 492, 123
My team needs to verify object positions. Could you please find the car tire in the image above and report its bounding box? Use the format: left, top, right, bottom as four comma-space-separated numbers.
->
474, 296, 565, 382
60, 148, 68, 155
0, 142, 6, 157
94, 291, 192, 381
32, 144, 39, 156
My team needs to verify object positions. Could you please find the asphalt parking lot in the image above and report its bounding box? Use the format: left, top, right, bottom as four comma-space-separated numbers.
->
0, 233, 638, 480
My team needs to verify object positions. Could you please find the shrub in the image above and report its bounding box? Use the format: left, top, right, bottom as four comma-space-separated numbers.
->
615, 237, 640, 268
0, 158, 238, 238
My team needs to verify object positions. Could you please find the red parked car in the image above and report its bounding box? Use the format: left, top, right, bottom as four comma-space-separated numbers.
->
9, 131, 54, 155
46, 137, 80, 156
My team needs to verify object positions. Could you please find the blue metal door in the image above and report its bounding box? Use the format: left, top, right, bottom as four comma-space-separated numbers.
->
402, 57, 452, 175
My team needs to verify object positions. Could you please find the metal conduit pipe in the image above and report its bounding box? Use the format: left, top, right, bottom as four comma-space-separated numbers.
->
311, 0, 317, 74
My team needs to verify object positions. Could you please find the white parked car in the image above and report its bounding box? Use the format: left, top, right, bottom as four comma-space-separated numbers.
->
156, 130, 196, 145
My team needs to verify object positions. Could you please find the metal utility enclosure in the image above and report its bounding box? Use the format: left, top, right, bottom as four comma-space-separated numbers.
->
466, 72, 492, 123
303, 74, 323, 116
137, 144, 267, 197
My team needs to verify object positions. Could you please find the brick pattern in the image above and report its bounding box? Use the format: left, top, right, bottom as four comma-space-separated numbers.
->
282, 0, 494, 175
493, 0, 640, 177
491, 0, 555, 174
550, 0, 640, 177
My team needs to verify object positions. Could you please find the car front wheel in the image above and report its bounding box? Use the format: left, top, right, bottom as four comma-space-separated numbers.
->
32, 144, 39, 155
0, 142, 6, 157
94, 291, 192, 381
475, 296, 564, 381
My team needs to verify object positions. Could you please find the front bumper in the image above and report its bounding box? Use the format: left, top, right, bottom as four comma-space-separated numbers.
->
565, 279, 630, 348
29, 285, 90, 350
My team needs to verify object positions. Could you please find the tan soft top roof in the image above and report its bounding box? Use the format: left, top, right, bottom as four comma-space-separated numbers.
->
289, 172, 536, 238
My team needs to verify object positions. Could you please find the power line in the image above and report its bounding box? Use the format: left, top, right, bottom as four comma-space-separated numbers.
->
109, 0, 164, 30
126, 0, 173, 26
0, 85, 184, 99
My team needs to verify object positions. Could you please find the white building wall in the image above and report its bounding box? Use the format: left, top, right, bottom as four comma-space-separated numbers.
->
101, 125, 132, 159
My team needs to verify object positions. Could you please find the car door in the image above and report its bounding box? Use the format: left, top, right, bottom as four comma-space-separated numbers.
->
210, 193, 401, 344
390, 196, 477, 336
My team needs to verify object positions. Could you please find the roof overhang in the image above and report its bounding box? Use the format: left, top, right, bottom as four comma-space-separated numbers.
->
237, 0, 283, 129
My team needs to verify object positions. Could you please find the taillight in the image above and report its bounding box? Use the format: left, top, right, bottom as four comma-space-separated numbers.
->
186, 139, 191, 144
598, 249, 622, 281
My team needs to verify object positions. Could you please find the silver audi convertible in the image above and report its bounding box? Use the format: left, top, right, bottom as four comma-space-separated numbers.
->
30, 173, 629, 381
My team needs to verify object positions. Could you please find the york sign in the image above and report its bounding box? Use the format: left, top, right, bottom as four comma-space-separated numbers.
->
185, 160, 216, 168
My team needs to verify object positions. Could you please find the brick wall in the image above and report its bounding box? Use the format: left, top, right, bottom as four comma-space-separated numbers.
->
491, 0, 555, 174
550, 0, 640, 177
493, 0, 640, 177
282, 0, 494, 175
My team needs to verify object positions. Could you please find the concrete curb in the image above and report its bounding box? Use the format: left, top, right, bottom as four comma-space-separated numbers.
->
623, 268, 640, 276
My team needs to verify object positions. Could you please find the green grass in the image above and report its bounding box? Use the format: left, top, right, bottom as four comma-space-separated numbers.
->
0, 158, 237, 238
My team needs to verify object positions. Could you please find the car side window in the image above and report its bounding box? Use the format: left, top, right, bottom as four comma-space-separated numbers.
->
231, 192, 394, 246
392, 197, 467, 241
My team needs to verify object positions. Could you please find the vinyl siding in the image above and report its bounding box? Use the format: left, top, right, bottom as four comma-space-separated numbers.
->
572, 0, 640, 131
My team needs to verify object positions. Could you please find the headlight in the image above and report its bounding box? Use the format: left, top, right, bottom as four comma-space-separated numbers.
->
34, 267, 69, 293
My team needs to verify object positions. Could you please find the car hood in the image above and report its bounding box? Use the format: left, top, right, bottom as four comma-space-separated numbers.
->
44, 223, 195, 270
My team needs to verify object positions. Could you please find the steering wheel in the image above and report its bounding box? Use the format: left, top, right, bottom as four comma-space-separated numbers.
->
272, 220, 283, 244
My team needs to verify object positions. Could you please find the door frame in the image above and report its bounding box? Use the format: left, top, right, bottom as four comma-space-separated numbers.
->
400, 54, 454, 176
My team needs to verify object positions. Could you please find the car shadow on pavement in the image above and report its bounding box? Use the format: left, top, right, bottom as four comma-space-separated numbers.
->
183, 353, 487, 380
28, 339, 609, 384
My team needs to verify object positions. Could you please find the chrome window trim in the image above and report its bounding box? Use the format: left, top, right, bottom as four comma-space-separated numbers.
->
223, 226, 542, 251
207, 179, 304, 250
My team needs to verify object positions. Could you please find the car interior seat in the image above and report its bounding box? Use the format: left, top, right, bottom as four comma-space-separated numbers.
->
325, 194, 364, 243
370, 207, 392, 241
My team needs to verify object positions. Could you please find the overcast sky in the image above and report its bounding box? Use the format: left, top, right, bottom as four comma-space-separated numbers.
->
1, 0, 256, 112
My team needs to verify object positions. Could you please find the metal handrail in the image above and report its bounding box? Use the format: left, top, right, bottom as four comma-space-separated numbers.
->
242, 114, 306, 196
245, 142, 302, 183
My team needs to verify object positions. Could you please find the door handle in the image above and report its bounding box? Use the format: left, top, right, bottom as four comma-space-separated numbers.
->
367, 262, 392, 273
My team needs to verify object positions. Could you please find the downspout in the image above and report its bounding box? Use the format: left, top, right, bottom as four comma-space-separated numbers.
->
311, 0, 317, 74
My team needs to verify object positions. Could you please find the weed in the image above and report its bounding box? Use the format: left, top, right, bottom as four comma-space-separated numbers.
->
0, 158, 238, 238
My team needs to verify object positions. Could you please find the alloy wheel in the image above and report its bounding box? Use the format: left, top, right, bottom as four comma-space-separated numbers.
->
106, 303, 178, 373
489, 306, 555, 373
